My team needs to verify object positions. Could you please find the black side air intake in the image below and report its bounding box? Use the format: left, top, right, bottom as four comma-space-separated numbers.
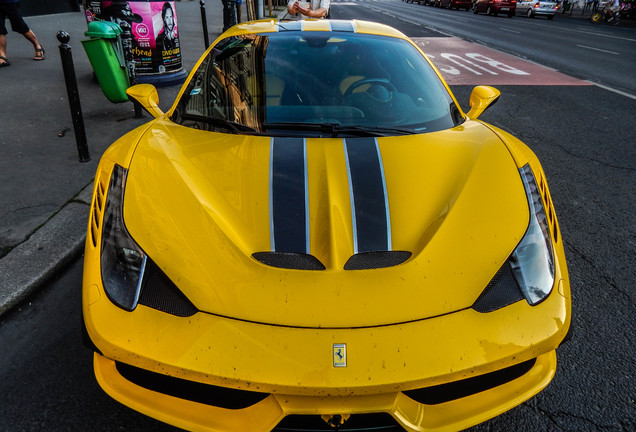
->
471, 261, 524, 313
138, 258, 198, 317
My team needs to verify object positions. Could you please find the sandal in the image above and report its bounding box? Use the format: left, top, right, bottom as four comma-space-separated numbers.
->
0, 55, 10, 67
34, 47, 45, 61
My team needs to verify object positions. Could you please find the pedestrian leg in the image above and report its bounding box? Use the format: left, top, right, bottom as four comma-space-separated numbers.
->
0, 33, 6, 56
0, 34, 8, 66
22, 29, 44, 60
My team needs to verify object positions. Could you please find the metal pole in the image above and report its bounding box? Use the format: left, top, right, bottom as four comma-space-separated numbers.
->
57, 31, 90, 163
222, 0, 239, 31
119, 21, 136, 86
118, 21, 142, 118
200, 0, 210, 49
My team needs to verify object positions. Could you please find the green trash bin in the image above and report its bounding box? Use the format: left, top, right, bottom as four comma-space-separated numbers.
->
81, 21, 130, 103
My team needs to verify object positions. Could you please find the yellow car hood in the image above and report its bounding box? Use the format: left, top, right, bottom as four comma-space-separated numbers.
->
123, 119, 529, 328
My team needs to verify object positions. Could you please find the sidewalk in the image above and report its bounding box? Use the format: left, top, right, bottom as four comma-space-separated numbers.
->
0, 2, 231, 316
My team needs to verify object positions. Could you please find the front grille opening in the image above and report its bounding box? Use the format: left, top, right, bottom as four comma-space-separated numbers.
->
404, 358, 536, 405
274, 413, 404, 431
115, 362, 270, 410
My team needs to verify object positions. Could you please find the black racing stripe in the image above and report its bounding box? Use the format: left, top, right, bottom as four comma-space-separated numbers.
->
345, 137, 390, 253
329, 20, 355, 33
277, 20, 303, 32
271, 137, 308, 253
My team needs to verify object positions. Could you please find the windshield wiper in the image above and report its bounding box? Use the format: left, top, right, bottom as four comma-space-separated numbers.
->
263, 122, 339, 135
262, 122, 417, 137
333, 125, 419, 137
180, 113, 260, 134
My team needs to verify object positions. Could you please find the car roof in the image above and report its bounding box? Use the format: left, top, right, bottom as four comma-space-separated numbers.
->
222, 19, 409, 40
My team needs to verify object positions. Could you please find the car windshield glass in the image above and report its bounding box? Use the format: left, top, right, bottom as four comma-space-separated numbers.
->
171, 32, 459, 137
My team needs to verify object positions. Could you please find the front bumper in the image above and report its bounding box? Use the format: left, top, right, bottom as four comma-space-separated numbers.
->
94, 350, 556, 432
84, 273, 569, 431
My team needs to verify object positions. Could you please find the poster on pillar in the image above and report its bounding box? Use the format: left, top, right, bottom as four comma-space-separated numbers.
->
83, 1, 183, 76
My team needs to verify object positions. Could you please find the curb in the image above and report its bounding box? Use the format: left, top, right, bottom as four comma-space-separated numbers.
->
0, 183, 93, 316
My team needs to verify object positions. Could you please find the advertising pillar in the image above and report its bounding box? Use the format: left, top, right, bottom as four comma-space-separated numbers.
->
83, 1, 188, 86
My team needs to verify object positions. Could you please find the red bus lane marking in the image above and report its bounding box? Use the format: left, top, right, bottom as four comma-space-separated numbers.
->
412, 37, 593, 86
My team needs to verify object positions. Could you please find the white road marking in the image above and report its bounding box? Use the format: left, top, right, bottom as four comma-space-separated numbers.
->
592, 82, 636, 100
532, 23, 636, 42
576, 44, 619, 55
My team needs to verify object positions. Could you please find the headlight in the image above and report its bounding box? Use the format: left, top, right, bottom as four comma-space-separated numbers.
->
510, 164, 555, 305
100, 164, 147, 311
473, 164, 555, 312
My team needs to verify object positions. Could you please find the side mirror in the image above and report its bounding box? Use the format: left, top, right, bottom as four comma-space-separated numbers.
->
126, 84, 164, 119
467, 85, 500, 120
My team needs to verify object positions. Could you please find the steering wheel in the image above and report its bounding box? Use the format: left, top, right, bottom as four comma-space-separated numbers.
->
342, 78, 398, 99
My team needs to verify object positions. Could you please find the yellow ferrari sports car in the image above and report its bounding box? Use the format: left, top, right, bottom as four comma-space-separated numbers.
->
82, 19, 571, 432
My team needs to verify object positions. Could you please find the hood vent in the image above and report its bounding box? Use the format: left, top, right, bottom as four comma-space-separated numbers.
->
253, 251, 412, 270
253, 252, 326, 270
344, 251, 411, 270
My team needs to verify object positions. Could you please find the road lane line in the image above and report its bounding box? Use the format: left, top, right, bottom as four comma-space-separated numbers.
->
591, 82, 636, 101
498, 28, 521, 34
530, 23, 636, 42
576, 44, 619, 55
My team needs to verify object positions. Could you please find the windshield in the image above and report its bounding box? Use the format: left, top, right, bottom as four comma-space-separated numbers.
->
171, 32, 461, 137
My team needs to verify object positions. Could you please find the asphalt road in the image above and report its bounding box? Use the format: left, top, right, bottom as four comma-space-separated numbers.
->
1, 2, 635, 431
349, 0, 636, 96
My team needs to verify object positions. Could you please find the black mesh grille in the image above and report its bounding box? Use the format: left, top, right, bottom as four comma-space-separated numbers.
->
274, 413, 404, 431
344, 251, 411, 270
138, 258, 198, 317
471, 261, 524, 313
404, 359, 536, 405
253, 252, 326, 270
115, 362, 270, 409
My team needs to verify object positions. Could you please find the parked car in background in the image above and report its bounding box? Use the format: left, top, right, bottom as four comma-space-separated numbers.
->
440, 0, 473, 10
473, 0, 518, 16
516, 0, 558, 18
